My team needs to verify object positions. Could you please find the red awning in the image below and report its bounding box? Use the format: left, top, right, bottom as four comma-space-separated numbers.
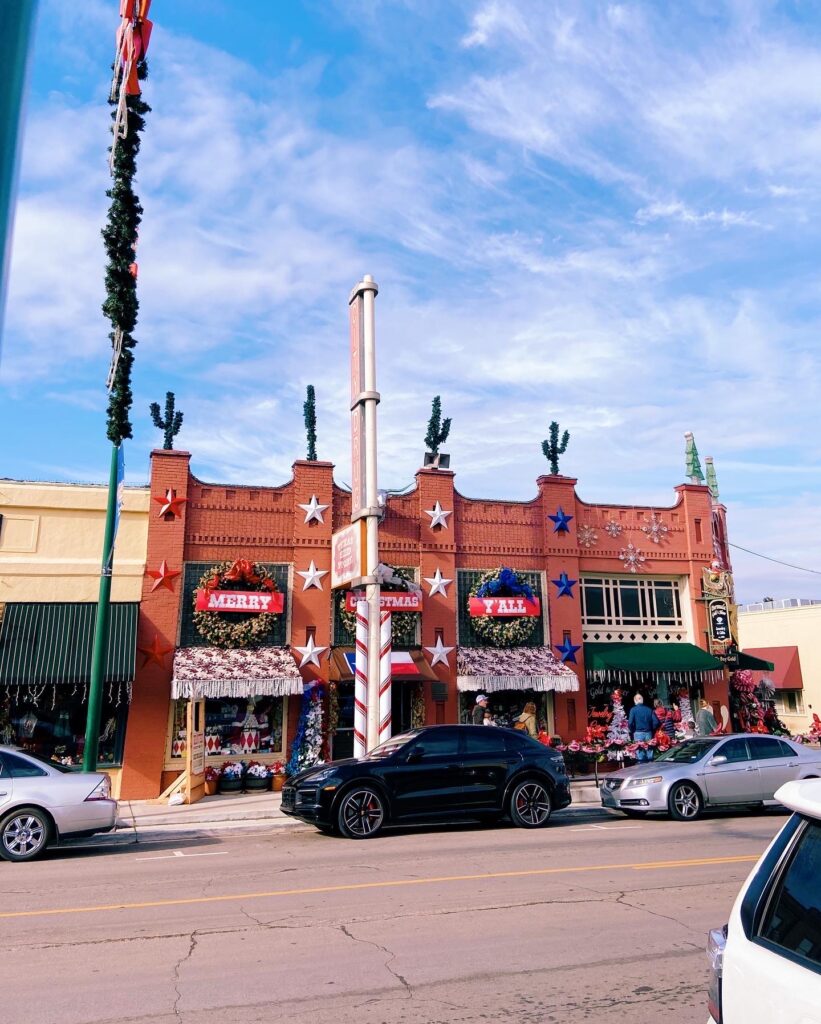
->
745, 646, 804, 690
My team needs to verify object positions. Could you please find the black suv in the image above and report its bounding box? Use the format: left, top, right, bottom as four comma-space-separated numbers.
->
280, 725, 571, 838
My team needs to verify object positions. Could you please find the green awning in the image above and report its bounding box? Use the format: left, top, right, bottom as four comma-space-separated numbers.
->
737, 651, 775, 672
0, 602, 139, 686
584, 642, 722, 674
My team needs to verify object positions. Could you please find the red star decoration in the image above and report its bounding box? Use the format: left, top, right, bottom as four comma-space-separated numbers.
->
145, 560, 181, 593
138, 635, 174, 668
154, 489, 187, 518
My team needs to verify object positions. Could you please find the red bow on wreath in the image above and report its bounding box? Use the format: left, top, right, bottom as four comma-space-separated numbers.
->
224, 559, 261, 585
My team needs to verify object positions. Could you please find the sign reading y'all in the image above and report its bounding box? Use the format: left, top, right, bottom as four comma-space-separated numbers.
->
345, 591, 423, 612
469, 596, 541, 617
195, 590, 285, 613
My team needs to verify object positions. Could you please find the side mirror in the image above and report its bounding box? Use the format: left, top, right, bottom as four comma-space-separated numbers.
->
709, 755, 727, 766
405, 748, 424, 764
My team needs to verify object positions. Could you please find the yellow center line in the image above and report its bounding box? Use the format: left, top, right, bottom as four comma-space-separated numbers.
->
0, 853, 757, 920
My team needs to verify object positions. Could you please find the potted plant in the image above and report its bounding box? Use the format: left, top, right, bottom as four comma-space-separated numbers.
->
204, 765, 220, 796
244, 761, 272, 792
218, 761, 244, 793
271, 761, 286, 792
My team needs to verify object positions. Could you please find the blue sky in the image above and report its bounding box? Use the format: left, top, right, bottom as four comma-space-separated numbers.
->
2, 0, 820, 602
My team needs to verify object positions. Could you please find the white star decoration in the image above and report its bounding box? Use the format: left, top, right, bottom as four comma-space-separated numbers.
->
298, 495, 329, 524
423, 567, 452, 597
295, 635, 326, 669
425, 636, 454, 667
424, 500, 452, 529
297, 560, 328, 591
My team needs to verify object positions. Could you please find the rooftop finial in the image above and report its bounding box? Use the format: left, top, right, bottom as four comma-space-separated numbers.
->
684, 431, 704, 484
705, 456, 719, 501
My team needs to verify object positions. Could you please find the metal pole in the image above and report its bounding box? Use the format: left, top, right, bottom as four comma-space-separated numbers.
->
83, 443, 120, 771
361, 275, 381, 750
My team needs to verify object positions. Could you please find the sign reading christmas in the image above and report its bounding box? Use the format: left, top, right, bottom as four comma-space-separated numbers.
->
469, 596, 541, 617
345, 591, 423, 612
195, 590, 284, 613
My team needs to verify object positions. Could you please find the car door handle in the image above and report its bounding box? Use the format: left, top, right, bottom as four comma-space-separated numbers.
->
464, 769, 476, 776
0, 791, 6, 796
745, 767, 758, 772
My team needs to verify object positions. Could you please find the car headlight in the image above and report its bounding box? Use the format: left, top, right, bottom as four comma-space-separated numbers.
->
302, 769, 335, 786
628, 775, 663, 787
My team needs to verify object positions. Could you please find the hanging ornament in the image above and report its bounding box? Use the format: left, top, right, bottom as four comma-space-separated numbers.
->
619, 543, 647, 573
424, 500, 452, 530
294, 635, 326, 669
296, 560, 328, 591
551, 573, 577, 598
641, 512, 669, 545
145, 559, 181, 593
298, 495, 329, 524
138, 634, 174, 667
423, 567, 452, 597
555, 637, 581, 663
153, 489, 187, 518
604, 519, 623, 538
577, 523, 598, 548
424, 636, 454, 667
548, 507, 574, 534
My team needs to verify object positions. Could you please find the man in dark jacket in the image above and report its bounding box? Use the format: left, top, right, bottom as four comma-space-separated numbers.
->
472, 694, 489, 726
628, 694, 659, 762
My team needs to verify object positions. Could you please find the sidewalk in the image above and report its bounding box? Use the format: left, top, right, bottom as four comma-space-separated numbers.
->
115, 779, 603, 834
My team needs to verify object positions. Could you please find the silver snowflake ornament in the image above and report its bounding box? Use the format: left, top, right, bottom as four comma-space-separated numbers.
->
619, 543, 646, 573
641, 512, 669, 545
577, 523, 599, 548
604, 519, 623, 538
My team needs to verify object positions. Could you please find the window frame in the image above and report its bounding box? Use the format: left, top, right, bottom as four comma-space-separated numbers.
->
580, 575, 684, 629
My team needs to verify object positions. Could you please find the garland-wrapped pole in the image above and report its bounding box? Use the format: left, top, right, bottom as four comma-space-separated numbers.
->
378, 610, 392, 744
84, 4, 153, 771
354, 601, 368, 759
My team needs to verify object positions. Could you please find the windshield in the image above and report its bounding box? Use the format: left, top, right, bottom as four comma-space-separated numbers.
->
656, 739, 719, 764
362, 732, 416, 761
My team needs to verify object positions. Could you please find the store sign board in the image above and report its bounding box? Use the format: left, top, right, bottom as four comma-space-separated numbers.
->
332, 521, 366, 589
194, 590, 284, 613
345, 591, 422, 612
349, 294, 367, 518
708, 598, 734, 657
186, 700, 206, 801
469, 596, 541, 618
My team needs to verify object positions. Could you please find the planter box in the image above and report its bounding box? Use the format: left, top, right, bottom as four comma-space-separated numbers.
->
218, 776, 243, 793
204, 779, 218, 796
272, 775, 285, 792
244, 775, 272, 792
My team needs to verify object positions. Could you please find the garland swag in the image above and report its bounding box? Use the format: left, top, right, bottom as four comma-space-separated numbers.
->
469, 567, 538, 647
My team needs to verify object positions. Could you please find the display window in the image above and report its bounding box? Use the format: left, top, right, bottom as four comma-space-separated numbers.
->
167, 695, 286, 762
459, 690, 553, 733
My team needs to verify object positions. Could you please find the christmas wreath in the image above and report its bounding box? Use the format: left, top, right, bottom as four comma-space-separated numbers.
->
338, 565, 419, 645
193, 559, 281, 649
468, 566, 538, 647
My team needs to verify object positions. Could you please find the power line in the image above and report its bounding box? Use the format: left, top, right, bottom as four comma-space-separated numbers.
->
729, 542, 821, 577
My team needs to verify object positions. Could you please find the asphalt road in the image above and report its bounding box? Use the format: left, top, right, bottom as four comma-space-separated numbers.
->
0, 806, 789, 1024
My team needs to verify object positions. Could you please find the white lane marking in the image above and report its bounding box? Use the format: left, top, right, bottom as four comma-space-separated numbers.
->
569, 824, 642, 832
134, 850, 229, 862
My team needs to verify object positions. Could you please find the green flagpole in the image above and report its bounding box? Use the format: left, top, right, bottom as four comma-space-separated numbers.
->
83, 444, 120, 771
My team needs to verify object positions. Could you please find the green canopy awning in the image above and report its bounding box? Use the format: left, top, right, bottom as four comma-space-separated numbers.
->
737, 651, 775, 672
0, 602, 139, 686
584, 642, 722, 674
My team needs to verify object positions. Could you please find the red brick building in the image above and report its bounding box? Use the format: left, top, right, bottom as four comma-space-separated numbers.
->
120, 448, 731, 799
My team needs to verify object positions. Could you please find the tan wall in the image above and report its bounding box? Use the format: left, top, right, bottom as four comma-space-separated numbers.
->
738, 605, 821, 734
0, 480, 149, 602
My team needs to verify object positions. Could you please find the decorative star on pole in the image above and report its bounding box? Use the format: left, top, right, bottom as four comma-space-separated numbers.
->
548, 507, 573, 534
425, 636, 454, 667
138, 634, 174, 668
154, 489, 187, 518
294, 635, 327, 669
423, 566, 452, 597
424, 500, 452, 529
555, 637, 581, 663
145, 560, 181, 593
551, 572, 577, 598
298, 495, 329, 524
296, 560, 328, 591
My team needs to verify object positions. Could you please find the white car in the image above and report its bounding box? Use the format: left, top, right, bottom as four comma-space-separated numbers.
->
0, 746, 117, 862
707, 777, 821, 1023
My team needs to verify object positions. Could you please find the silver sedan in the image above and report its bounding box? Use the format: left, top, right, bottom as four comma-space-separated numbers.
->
0, 746, 117, 861
600, 734, 821, 821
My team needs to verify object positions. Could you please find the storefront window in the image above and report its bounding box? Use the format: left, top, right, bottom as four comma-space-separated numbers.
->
169, 696, 285, 760
459, 691, 552, 732
0, 687, 129, 767
581, 577, 683, 628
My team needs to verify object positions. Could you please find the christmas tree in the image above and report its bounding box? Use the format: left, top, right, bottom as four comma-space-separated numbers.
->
607, 689, 631, 744
678, 691, 694, 735
286, 686, 324, 775
424, 395, 451, 455
303, 384, 318, 461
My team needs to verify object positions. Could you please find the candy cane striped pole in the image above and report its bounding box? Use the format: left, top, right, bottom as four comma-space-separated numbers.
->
378, 610, 392, 744
354, 600, 368, 759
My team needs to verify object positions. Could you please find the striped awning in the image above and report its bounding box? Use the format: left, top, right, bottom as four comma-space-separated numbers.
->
0, 602, 139, 686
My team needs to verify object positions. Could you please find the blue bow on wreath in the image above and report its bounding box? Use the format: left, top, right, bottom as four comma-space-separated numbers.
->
476, 566, 534, 602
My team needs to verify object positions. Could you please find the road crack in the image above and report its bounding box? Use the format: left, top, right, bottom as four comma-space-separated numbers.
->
339, 922, 413, 1000
171, 930, 198, 1021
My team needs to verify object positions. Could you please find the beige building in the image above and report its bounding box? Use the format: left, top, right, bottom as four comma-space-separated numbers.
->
738, 599, 821, 736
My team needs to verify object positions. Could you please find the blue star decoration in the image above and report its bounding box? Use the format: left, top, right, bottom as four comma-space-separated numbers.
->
551, 572, 577, 598
555, 637, 581, 663
548, 507, 573, 533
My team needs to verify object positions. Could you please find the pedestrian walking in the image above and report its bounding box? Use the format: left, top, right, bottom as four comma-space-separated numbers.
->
696, 699, 718, 736
514, 701, 538, 737
628, 694, 659, 762
472, 694, 489, 725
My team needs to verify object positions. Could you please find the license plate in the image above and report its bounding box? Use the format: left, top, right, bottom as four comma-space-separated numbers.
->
281, 788, 295, 809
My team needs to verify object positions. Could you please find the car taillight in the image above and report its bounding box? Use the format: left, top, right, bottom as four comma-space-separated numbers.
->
85, 775, 112, 801
707, 925, 727, 1023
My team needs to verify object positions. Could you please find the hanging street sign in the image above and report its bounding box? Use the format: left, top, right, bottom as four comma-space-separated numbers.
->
331, 520, 367, 589
707, 597, 734, 658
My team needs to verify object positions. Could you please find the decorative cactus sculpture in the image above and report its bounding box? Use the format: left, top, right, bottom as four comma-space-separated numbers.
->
425, 395, 451, 455
542, 421, 570, 475
149, 391, 184, 450
304, 384, 318, 461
